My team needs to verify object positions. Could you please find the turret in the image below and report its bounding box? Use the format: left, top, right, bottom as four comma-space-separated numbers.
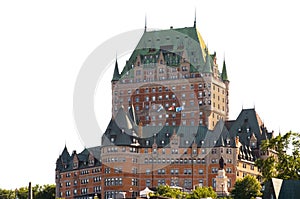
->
222, 59, 230, 120
112, 59, 121, 82
221, 59, 229, 82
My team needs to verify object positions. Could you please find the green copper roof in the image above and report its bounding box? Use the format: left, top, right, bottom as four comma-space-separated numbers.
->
203, 50, 212, 73
120, 26, 209, 76
112, 59, 121, 81
221, 60, 229, 81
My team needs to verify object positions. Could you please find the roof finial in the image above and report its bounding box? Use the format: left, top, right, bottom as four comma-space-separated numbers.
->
194, 8, 197, 27
144, 14, 147, 32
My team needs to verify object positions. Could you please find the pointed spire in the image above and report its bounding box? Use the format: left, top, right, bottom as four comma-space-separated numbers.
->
112, 57, 121, 81
193, 8, 196, 28
144, 14, 147, 32
221, 58, 229, 81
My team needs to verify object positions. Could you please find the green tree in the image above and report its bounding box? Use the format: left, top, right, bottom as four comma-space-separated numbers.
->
231, 175, 262, 199
0, 188, 16, 199
156, 185, 183, 198
187, 186, 217, 199
33, 184, 55, 199
256, 131, 300, 181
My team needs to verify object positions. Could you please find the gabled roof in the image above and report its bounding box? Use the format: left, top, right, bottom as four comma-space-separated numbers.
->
264, 178, 300, 199
227, 108, 269, 147
56, 146, 101, 172
102, 109, 237, 149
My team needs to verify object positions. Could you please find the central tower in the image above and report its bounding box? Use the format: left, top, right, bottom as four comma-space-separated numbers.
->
111, 24, 229, 130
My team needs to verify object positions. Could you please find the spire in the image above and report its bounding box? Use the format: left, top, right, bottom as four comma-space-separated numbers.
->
112, 58, 121, 81
221, 58, 229, 81
144, 14, 147, 32
193, 8, 196, 28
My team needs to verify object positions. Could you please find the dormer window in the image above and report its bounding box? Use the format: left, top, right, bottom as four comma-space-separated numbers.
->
226, 139, 230, 145
73, 162, 78, 169
146, 140, 150, 146
111, 137, 115, 143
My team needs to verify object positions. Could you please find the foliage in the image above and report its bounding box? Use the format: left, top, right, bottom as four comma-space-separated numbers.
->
156, 185, 183, 198
255, 131, 300, 181
154, 185, 217, 199
0, 184, 55, 199
187, 186, 217, 199
231, 175, 262, 199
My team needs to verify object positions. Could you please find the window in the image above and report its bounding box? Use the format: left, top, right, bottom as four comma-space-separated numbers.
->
157, 179, 166, 186
228, 179, 231, 188
226, 148, 232, 154
146, 179, 151, 187
226, 168, 232, 173
131, 178, 138, 186
198, 169, 204, 174
193, 149, 197, 155
212, 168, 218, 173
212, 179, 216, 188
184, 179, 192, 188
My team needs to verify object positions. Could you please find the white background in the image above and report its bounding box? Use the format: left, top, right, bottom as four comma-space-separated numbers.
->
1, 0, 300, 189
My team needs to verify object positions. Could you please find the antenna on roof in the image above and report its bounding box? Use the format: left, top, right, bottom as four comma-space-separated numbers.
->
144, 14, 147, 32
194, 8, 197, 27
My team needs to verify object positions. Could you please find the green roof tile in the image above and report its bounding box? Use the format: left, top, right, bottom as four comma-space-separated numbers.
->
120, 26, 208, 76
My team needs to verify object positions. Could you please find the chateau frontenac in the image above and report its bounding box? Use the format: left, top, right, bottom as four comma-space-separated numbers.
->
56, 19, 275, 199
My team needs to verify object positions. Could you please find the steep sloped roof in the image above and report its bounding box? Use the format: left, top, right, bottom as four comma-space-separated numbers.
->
120, 26, 209, 76
227, 108, 269, 147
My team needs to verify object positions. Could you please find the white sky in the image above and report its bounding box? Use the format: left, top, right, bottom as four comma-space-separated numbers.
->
1, 0, 300, 189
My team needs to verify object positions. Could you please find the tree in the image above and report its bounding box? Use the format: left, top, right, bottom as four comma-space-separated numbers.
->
1, 184, 56, 199
0, 188, 16, 199
187, 186, 217, 199
231, 175, 262, 199
156, 185, 183, 198
33, 184, 56, 199
255, 131, 300, 181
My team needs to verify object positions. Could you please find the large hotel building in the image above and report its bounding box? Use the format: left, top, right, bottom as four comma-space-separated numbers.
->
56, 20, 274, 199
